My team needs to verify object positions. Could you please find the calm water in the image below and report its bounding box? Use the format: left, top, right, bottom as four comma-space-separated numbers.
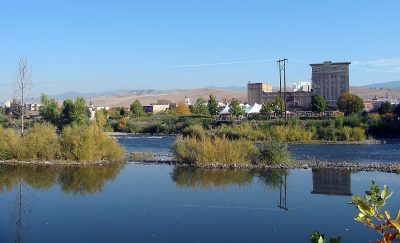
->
117, 135, 400, 163
1, 164, 399, 242
1, 136, 400, 242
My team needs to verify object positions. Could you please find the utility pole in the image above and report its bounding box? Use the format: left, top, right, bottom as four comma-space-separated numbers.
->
277, 58, 288, 120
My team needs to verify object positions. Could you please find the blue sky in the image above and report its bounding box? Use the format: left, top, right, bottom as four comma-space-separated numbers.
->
1, 0, 399, 100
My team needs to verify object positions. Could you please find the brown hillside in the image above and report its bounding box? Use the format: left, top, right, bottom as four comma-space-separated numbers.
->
91, 88, 247, 107
89, 86, 400, 107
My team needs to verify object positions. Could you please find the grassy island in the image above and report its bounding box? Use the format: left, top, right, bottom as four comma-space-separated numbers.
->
173, 125, 291, 166
0, 123, 125, 163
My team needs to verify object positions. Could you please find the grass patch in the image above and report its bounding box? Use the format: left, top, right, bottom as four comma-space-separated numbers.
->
173, 136, 259, 166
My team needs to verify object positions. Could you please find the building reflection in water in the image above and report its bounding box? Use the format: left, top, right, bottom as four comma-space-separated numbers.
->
311, 168, 352, 196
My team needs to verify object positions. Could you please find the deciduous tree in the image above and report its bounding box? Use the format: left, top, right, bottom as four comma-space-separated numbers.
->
378, 101, 393, 114
207, 94, 219, 115
176, 102, 191, 115
40, 94, 60, 127
130, 100, 145, 117
337, 93, 364, 116
192, 98, 209, 116
229, 99, 244, 117
311, 95, 328, 114
260, 100, 274, 119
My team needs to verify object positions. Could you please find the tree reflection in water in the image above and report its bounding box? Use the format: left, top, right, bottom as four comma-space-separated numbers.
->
171, 167, 289, 191
0, 163, 125, 243
0, 163, 125, 195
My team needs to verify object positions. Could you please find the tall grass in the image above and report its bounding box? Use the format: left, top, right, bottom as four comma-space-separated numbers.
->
61, 125, 125, 162
0, 123, 125, 162
217, 123, 266, 141
173, 135, 291, 166
173, 136, 259, 165
0, 126, 21, 160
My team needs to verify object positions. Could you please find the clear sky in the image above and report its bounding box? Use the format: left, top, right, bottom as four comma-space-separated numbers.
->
1, 0, 399, 100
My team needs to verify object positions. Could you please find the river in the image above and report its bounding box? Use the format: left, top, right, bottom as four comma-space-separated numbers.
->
0, 136, 399, 242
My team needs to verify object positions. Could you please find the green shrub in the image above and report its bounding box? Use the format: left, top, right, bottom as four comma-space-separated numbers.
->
334, 118, 344, 129
259, 139, 290, 164
343, 115, 362, 127
0, 127, 21, 160
20, 123, 60, 161
60, 125, 125, 162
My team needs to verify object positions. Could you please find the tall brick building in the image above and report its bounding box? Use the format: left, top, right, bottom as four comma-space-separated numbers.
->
310, 61, 351, 107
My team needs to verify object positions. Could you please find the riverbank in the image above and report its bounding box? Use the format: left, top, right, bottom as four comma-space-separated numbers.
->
0, 160, 125, 166
110, 132, 387, 145
2, 156, 399, 173
129, 160, 400, 173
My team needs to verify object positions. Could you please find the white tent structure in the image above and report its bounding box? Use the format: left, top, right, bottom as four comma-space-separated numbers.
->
242, 104, 251, 114
246, 103, 262, 114
218, 104, 230, 115
219, 103, 263, 115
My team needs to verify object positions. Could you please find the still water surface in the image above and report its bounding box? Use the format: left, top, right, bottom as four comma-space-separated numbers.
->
117, 135, 400, 163
0, 136, 399, 242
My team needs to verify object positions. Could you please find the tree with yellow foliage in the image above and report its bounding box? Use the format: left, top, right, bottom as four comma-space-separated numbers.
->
176, 102, 191, 115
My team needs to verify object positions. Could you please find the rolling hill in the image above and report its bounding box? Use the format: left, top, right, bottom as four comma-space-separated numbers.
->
43, 83, 400, 107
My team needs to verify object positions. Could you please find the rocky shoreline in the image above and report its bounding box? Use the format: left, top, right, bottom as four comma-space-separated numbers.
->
2, 152, 399, 173
126, 160, 400, 173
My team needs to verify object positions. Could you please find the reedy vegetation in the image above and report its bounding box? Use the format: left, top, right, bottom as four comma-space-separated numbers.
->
0, 123, 125, 162
173, 125, 291, 165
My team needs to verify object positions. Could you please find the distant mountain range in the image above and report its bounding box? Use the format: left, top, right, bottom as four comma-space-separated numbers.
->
361, 81, 400, 91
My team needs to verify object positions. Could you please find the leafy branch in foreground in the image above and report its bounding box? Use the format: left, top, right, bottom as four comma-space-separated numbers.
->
310, 231, 341, 243
350, 180, 400, 242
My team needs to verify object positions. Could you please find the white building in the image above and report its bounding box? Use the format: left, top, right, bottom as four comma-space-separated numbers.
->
184, 95, 191, 106
4, 100, 11, 108
294, 81, 311, 92
143, 104, 170, 113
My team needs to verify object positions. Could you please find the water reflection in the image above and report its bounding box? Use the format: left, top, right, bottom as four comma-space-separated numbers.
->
0, 163, 125, 195
311, 168, 352, 196
171, 167, 289, 190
